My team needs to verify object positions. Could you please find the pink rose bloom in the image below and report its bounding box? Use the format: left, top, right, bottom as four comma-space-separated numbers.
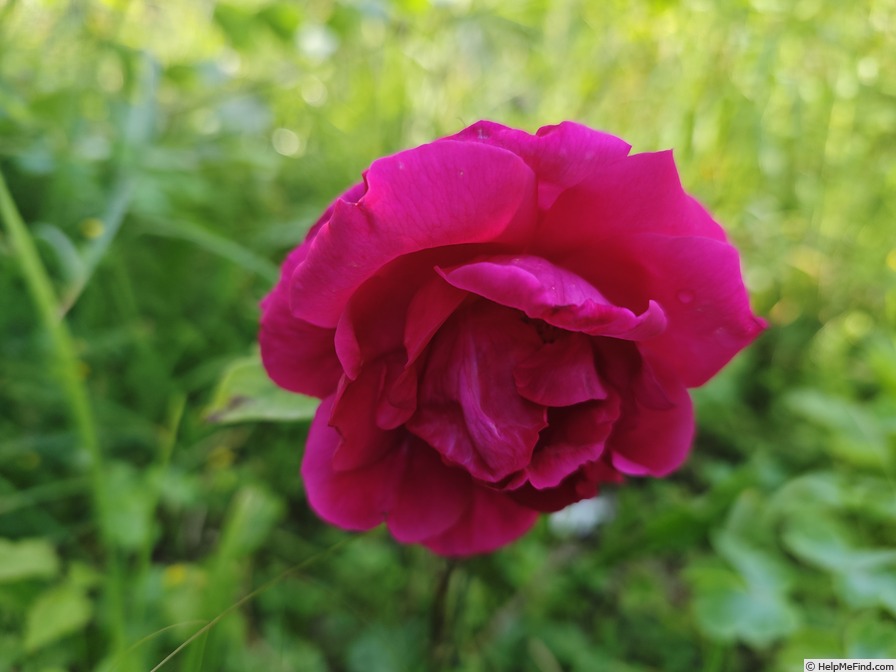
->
260, 121, 765, 556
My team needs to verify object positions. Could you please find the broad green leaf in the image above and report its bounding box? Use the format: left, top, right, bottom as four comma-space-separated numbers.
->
845, 612, 896, 657
0, 538, 59, 583
204, 353, 319, 424
713, 531, 794, 596
781, 511, 896, 573
690, 564, 799, 648
24, 583, 92, 652
785, 389, 888, 468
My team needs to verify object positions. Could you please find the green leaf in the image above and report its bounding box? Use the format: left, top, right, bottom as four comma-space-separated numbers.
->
713, 531, 794, 596
844, 612, 896, 657
0, 538, 60, 583
689, 563, 799, 648
785, 389, 889, 468
217, 485, 283, 559
24, 583, 92, 652
204, 352, 319, 424
103, 462, 154, 552
257, 3, 302, 41
781, 511, 896, 573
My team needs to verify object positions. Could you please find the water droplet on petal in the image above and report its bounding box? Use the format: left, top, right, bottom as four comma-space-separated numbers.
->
676, 290, 695, 304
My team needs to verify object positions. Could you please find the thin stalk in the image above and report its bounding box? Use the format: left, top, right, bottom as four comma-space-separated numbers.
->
0, 170, 130, 667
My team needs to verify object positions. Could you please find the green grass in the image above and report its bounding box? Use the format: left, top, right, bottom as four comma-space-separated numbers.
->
1, 0, 895, 670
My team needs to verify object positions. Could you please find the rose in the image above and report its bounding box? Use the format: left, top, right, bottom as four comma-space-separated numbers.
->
260, 121, 765, 556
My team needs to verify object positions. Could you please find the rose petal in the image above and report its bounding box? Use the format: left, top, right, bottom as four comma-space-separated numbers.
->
631, 234, 767, 386
260, 247, 341, 398
406, 304, 547, 483
386, 438, 471, 543
421, 486, 539, 557
290, 141, 537, 328
301, 396, 402, 530
526, 398, 620, 489
259, 184, 368, 397
537, 150, 729, 253
438, 255, 667, 340
608, 371, 694, 477
448, 121, 632, 207
509, 473, 599, 513
404, 275, 469, 365
513, 332, 608, 407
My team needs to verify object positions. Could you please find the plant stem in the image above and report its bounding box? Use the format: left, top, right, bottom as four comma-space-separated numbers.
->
430, 559, 460, 671
0, 169, 130, 667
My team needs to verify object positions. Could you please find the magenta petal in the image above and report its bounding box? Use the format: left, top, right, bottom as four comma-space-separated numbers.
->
632, 234, 766, 387
527, 398, 620, 489
290, 141, 537, 328
404, 276, 468, 364
386, 438, 470, 543
448, 121, 632, 207
421, 486, 538, 557
514, 333, 607, 407
329, 364, 395, 472
608, 375, 694, 477
537, 150, 729, 251
376, 359, 418, 430
260, 246, 342, 398
301, 396, 401, 530
406, 304, 547, 483
438, 255, 666, 340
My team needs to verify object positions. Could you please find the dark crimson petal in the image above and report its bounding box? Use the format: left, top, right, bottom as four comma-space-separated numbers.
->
438, 255, 666, 340
526, 398, 620, 489
406, 304, 547, 483
290, 141, 537, 328
508, 473, 599, 513
421, 485, 539, 557
513, 332, 608, 407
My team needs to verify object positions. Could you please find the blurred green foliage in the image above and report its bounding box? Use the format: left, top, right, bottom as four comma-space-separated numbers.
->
1, 0, 895, 670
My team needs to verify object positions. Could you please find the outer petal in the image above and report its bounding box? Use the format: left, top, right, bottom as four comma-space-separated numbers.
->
406, 304, 547, 483
608, 374, 695, 477
421, 486, 538, 557
386, 438, 471, 543
260, 247, 341, 398
438, 255, 666, 340
290, 141, 537, 327
260, 183, 367, 397
301, 396, 402, 530
632, 234, 766, 386
537, 150, 729, 252
329, 363, 397, 472
448, 120, 632, 207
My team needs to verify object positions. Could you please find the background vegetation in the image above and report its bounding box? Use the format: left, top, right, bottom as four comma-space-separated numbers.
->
1, 0, 895, 670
